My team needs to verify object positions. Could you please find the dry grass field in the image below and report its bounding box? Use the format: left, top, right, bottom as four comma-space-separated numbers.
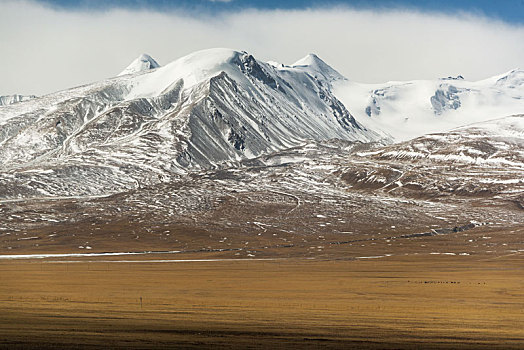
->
1, 252, 523, 349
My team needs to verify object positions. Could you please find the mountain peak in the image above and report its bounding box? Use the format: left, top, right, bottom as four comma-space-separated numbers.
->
292, 53, 326, 68
292, 53, 345, 84
118, 53, 161, 76
124, 48, 248, 99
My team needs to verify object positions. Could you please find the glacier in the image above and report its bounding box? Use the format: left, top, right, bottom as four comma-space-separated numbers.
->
334, 69, 524, 141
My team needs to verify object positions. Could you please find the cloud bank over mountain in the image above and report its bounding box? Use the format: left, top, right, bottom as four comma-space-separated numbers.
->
1, 0, 523, 95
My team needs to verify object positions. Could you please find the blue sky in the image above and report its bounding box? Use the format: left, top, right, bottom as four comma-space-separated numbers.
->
39, 0, 524, 24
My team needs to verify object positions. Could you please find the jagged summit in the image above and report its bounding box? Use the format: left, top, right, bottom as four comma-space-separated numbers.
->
118, 53, 161, 76
292, 53, 324, 67
292, 53, 346, 84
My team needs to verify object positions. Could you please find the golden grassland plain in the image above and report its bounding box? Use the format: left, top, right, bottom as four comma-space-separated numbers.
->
0, 253, 523, 349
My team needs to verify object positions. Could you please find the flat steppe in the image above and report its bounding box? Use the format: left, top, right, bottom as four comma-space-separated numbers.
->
1, 247, 523, 349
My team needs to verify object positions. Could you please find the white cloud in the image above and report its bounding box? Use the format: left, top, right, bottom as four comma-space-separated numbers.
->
1, 1, 523, 95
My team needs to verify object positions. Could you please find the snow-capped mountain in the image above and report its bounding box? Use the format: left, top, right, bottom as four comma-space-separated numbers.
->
334, 69, 524, 141
0, 48, 381, 199
1, 47, 522, 259
2, 48, 523, 201
118, 53, 160, 76
0, 94, 36, 107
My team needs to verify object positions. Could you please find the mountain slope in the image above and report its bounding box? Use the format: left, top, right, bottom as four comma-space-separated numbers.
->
370, 114, 524, 167
341, 114, 524, 201
0, 49, 382, 199
2, 115, 522, 258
